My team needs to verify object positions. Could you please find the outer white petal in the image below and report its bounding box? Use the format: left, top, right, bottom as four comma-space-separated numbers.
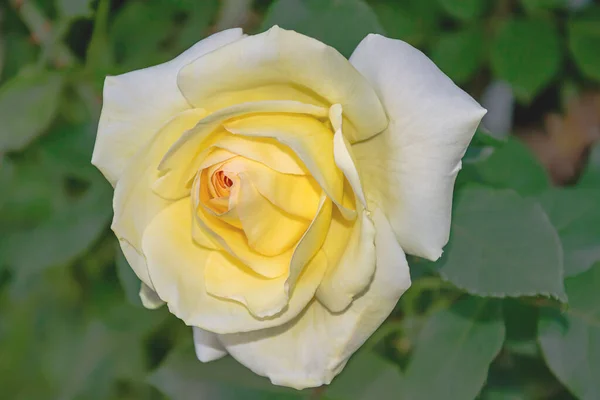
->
139, 282, 165, 309
349, 34, 486, 261
92, 28, 244, 185
218, 209, 410, 390
193, 327, 228, 362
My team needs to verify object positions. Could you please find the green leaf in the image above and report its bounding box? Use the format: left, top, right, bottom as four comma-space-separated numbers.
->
2, 175, 112, 285
437, 0, 486, 20
431, 26, 485, 84
0, 33, 39, 82
520, 0, 567, 12
476, 137, 550, 196
538, 262, 600, 400
261, 0, 385, 57
148, 344, 308, 400
471, 127, 507, 149
86, 0, 115, 83
116, 242, 143, 308
491, 19, 561, 102
569, 6, 600, 82
110, 1, 179, 70
579, 142, 600, 188
403, 297, 505, 400
438, 187, 567, 301
371, 0, 441, 47
538, 188, 600, 277
175, 0, 219, 52
0, 69, 63, 152
324, 351, 405, 399
56, 0, 94, 19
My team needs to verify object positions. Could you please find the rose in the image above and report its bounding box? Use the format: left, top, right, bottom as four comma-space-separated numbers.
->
92, 26, 485, 389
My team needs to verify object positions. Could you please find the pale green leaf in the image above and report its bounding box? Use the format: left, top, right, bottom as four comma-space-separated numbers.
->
538, 188, 600, 277
403, 297, 506, 400
438, 187, 567, 301
0, 70, 63, 152
538, 262, 600, 400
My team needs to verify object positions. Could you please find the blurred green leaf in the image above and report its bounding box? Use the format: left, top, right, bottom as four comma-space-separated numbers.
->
149, 344, 307, 399
538, 188, 600, 277
437, 0, 486, 20
0, 69, 63, 152
2, 173, 112, 286
370, 0, 440, 47
579, 142, 600, 188
538, 262, 600, 400
403, 297, 505, 400
431, 26, 485, 84
110, 0, 179, 70
491, 19, 561, 102
476, 137, 550, 196
86, 0, 114, 84
437, 187, 567, 301
56, 0, 93, 19
0, 33, 38, 82
520, 0, 567, 12
324, 351, 405, 399
175, 0, 219, 52
471, 127, 507, 149
116, 242, 143, 308
262, 0, 385, 57
568, 6, 600, 82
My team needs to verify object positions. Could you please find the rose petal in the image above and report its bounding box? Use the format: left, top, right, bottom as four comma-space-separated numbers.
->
178, 26, 387, 142
193, 327, 228, 362
112, 109, 206, 288
349, 34, 486, 260
142, 197, 328, 333
218, 209, 410, 390
92, 28, 244, 185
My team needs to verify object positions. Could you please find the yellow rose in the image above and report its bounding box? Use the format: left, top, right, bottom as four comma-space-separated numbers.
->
92, 26, 485, 389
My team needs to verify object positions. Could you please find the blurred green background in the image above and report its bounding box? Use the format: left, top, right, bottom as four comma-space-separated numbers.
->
1, 0, 599, 399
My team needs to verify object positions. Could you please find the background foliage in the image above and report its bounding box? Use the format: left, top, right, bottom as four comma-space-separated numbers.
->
1, 0, 599, 399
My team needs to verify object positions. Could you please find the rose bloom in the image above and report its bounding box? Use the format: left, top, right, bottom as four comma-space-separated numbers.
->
92, 26, 485, 389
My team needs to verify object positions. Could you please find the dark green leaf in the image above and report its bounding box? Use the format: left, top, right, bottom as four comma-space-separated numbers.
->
324, 351, 405, 399
431, 26, 485, 84
476, 137, 550, 196
538, 262, 600, 400
371, 0, 440, 47
0, 69, 63, 152
403, 297, 505, 400
568, 6, 600, 82
520, 0, 567, 12
438, 187, 567, 301
437, 0, 486, 21
491, 19, 561, 102
148, 344, 308, 400
538, 188, 600, 276
261, 0, 385, 57
471, 127, 507, 149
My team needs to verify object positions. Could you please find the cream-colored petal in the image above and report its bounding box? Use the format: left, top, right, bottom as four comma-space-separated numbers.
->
224, 114, 354, 220
232, 158, 320, 220
118, 239, 154, 291
178, 26, 388, 142
330, 105, 367, 208
218, 209, 411, 390
142, 198, 328, 333
112, 109, 206, 256
350, 34, 486, 260
92, 28, 243, 185
193, 327, 227, 362
204, 251, 289, 318
154, 101, 326, 199
236, 175, 309, 256
139, 282, 165, 309
317, 204, 376, 312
